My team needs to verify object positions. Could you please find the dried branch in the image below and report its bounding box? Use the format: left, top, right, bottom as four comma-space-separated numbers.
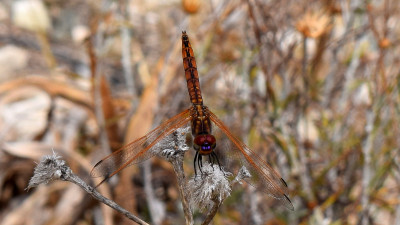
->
143, 160, 166, 225
361, 109, 376, 225
159, 127, 193, 225
118, 0, 136, 97
27, 152, 149, 225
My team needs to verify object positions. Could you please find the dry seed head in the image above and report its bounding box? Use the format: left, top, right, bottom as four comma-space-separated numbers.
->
296, 11, 331, 38
182, 0, 201, 14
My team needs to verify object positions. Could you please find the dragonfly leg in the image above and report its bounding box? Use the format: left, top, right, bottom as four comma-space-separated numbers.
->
194, 151, 199, 177
208, 154, 215, 171
198, 154, 203, 174
199, 155, 203, 168
212, 152, 223, 173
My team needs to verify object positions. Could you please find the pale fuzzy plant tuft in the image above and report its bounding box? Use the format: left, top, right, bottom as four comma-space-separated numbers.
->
12, 0, 51, 32
233, 166, 252, 184
158, 126, 191, 161
187, 162, 232, 212
27, 151, 70, 189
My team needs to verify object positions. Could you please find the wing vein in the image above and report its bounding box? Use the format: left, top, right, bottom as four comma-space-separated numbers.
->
91, 108, 192, 185
208, 110, 293, 210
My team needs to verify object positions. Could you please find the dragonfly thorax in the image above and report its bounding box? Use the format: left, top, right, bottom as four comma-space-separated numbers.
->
193, 134, 216, 155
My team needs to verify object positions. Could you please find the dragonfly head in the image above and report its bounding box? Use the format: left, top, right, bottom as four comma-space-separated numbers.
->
193, 134, 216, 154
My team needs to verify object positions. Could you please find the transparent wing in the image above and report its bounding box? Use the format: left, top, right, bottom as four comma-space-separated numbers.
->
209, 111, 294, 210
91, 108, 192, 186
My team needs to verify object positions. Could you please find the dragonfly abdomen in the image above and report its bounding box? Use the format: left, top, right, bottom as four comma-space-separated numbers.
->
182, 31, 203, 105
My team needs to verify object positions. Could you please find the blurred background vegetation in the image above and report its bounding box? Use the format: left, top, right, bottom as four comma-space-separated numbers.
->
0, 0, 399, 224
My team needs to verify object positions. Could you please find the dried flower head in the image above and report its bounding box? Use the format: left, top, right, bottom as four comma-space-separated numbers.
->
12, 0, 51, 32
182, 0, 201, 14
296, 11, 331, 38
27, 151, 70, 189
233, 166, 252, 184
158, 126, 191, 161
379, 38, 391, 49
187, 162, 232, 212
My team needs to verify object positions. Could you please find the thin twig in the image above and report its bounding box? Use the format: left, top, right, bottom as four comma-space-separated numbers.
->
361, 109, 376, 225
86, 18, 112, 158
143, 160, 166, 225
68, 173, 149, 224
119, 0, 136, 97
201, 198, 221, 225
27, 153, 149, 225
393, 151, 400, 224
168, 148, 193, 225
157, 127, 193, 224
36, 31, 56, 69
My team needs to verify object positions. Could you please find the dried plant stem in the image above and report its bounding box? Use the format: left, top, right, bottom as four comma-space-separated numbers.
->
143, 161, 165, 225
394, 154, 400, 224
28, 154, 149, 225
302, 36, 308, 79
246, 0, 270, 83
361, 110, 375, 225
68, 173, 149, 225
36, 32, 56, 69
296, 130, 315, 202
201, 198, 222, 225
338, 36, 363, 111
298, 37, 314, 203
170, 152, 193, 225
119, 0, 136, 97
88, 26, 112, 157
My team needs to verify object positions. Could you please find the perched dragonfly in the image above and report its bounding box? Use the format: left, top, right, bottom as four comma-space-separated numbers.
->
91, 31, 293, 210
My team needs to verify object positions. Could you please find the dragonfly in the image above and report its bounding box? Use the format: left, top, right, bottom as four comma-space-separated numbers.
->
91, 31, 294, 210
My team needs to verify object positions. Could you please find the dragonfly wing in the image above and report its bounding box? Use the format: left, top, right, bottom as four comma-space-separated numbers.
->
209, 111, 294, 210
91, 108, 192, 185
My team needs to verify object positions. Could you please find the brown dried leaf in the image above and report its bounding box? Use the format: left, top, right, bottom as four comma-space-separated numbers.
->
0, 87, 51, 141
3, 141, 55, 161
124, 74, 159, 143
46, 185, 86, 225
115, 70, 159, 222
3, 141, 95, 175
1, 184, 66, 225
0, 75, 92, 108
100, 76, 120, 149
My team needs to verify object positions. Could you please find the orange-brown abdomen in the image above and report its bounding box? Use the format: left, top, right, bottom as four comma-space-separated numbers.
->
182, 31, 203, 105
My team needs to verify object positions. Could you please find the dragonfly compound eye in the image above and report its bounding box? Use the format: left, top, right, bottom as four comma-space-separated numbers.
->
194, 134, 216, 153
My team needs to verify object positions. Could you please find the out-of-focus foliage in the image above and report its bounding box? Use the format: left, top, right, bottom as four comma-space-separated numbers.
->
0, 0, 399, 224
